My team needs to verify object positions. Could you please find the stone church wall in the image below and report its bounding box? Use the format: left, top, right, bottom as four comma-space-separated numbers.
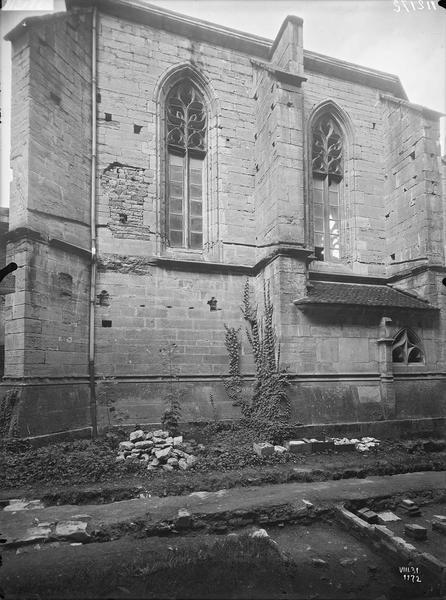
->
2, 5, 445, 438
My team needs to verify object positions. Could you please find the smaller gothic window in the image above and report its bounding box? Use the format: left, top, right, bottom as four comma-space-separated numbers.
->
165, 81, 207, 249
392, 329, 424, 364
311, 115, 343, 262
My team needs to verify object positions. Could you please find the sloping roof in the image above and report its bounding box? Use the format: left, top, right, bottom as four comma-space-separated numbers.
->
294, 281, 437, 311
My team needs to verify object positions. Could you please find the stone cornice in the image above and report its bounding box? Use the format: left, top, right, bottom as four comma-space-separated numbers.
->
379, 93, 445, 121
64, 0, 408, 98
251, 59, 307, 87
304, 51, 408, 100
5, 227, 91, 259
149, 256, 252, 276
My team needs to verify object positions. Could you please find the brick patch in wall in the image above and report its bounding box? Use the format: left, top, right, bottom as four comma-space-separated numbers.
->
101, 162, 154, 240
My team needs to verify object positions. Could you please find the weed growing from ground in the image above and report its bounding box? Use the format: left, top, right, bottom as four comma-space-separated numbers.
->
159, 342, 183, 435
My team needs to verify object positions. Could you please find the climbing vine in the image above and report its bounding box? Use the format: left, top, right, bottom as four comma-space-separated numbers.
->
0, 389, 20, 438
159, 342, 183, 435
224, 280, 290, 424
223, 324, 248, 416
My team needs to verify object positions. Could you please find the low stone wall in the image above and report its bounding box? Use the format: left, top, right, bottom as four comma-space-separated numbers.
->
1, 376, 444, 442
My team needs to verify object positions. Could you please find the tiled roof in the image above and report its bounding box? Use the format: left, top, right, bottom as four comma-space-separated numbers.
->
294, 281, 437, 311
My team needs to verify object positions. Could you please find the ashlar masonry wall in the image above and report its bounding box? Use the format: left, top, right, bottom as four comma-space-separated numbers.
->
3, 4, 445, 438
93, 12, 262, 426
2, 10, 93, 436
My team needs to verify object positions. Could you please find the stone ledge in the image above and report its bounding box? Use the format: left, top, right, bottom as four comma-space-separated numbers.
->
251, 58, 307, 87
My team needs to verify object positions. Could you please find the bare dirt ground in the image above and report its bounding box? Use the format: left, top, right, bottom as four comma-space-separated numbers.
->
1, 520, 433, 600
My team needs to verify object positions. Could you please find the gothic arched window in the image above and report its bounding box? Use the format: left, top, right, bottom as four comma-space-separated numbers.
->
311, 115, 343, 261
165, 80, 207, 249
392, 329, 424, 364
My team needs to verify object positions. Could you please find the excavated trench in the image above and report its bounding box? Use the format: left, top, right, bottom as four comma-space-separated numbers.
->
3, 494, 445, 600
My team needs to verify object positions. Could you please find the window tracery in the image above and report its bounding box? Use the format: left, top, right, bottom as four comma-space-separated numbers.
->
165, 81, 207, 249
311, 115, 343, 261
392, 329, 424, 364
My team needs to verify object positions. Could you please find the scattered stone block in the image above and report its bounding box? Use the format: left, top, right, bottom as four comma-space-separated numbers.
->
129, 430, 145, 443
400, 501, 421, 516
162, 464, 174, 472
167, 457, 179, 467
333, 438, 356, 452
125, 454, 139, 461
274, 445, 288, 454
115, 455, 125, 462
166, 437, 174, 445
178, 458, 188, 470
302, 499, 314, 509
433, 515, 446, 521
173, 436, 183, 446
377, 511, 401, 523
357, 508, 379, 524
55, 521, 90, 543
404, 523, 427, 541
251, 528, 269, 538
253, 442, 274, 457
287, 440, 311, 454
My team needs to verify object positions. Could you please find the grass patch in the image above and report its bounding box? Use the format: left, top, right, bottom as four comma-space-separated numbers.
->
4, 534, 295, 600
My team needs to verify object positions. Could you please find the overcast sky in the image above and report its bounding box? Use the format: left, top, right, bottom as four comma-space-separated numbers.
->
1, 0, 445, 207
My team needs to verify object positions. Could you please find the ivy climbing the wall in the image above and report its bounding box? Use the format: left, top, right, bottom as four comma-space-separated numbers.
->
224, 280, 290, 424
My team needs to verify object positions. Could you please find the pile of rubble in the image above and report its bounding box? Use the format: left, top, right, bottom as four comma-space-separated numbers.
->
116, 429, 201, 471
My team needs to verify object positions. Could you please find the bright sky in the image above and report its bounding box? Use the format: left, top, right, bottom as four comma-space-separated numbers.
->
1, 0, 445, 207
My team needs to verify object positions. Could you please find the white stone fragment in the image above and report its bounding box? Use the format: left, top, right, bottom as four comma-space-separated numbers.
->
250, 528, 269, 538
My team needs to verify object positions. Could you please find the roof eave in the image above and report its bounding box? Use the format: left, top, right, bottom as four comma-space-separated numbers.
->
294, 299, 437, 311
61, 0, 410, 98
